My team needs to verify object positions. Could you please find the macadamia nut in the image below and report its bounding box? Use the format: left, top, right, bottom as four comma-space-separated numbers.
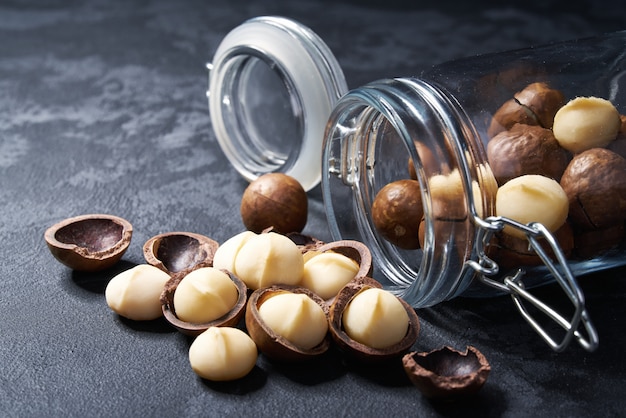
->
234, 232, 304, 290
173, 267, 238, 324
105, 264, 170, 321
258, 292, 328, 350
188, 327, 258, 381
553, 97, 621, 153
212, 231, 257, 272
342, 288, 409, 349
300, 252, 359, 300
496, 174, 569, 239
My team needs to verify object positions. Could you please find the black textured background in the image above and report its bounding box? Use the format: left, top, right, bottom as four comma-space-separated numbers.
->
1, 1, 626, 417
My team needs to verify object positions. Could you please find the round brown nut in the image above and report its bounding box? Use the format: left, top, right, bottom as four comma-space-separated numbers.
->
371, 179, 423, 249
560, 148, 626, 230
513, 82, 565, 129
487, 123, 571, 185
573, 223, 625, 259
553, 97, 621, 153
240, 173, 308, 234
488, 98, 539, 138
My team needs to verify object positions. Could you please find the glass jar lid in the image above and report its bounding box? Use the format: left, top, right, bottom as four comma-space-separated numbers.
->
207, 16, 348, 191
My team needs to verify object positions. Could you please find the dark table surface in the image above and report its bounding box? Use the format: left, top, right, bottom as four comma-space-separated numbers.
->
2, 0, 626, 417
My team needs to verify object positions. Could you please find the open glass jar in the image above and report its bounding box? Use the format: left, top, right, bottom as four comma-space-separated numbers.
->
209, 16, 625, 351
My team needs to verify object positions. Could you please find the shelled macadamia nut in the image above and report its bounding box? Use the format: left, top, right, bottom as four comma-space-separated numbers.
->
188, 327, 258, 381
553, 97, 621, 153
234, 232, 304, 290
300, 252, 359, 300
258, 291, 329, 350
105, 264, 170, 321
496, 174, 569, 239
212, 231, 257, 272
173, 267, 239, 324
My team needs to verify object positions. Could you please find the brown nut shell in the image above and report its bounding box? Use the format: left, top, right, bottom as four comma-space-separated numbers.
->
44, 214, 133, 272
488, 98, 539, 138
328, 277, 420, 362
560, 148, 626, 230
240, 173, 308, 234
573, 223, 624, 259
160, 269, 247, 336
402, 346, 490, 399
315, 240, 373, 281
143, 232, 219, 276
372, 179, 423, 249
487, 124, 571, 185
245, 285, 331, 362
514, 82, 565, 129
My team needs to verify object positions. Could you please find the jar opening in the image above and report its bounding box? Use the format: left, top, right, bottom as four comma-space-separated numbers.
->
216, 50, 304, 176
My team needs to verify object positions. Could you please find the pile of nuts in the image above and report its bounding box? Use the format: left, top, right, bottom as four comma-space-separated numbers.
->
372, 82, 626, 269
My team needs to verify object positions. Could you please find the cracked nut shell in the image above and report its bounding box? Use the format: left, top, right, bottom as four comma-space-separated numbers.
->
160, 269, 247, 336
402, 346, 491, 399
328, 277, 420, 362
44, 214, 132, 272
143, 232, 219, 276
245, 285, 331, 362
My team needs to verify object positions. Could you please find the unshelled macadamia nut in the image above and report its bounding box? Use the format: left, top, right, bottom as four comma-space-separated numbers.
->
258, 292, 328, 350
188, 327, 257, 381
234, 232, 304, 290
560, 148, 626, 230
212, 231, 257, 272
300, 252, 360, 300
240, 173, 308, 234
496, 174, 569, 239
105, 264, 170, 321
513, 82, 565, 129
342, 288, 410, 350
173, 267, 239, 324
371, 179, 423, 249
487, 124, 571, 185
553, 97, 621, 153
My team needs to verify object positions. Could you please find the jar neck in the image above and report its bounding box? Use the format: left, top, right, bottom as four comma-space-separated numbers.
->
322, 78, 496, 307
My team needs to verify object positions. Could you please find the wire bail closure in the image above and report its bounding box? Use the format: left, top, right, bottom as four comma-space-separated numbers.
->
467, 216, 599, 352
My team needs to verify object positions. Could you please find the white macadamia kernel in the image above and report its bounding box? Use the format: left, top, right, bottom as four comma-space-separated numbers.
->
105, 264, 170, 321
258, 292, 328, 350
173, 267, 238, 324
234, 232, 304, 290
301, 252, 359, 300
212, 231, 257, 272
496, 174, 568, 239
553, 96, 620, 153
342, 288, 409, 349
188, 327, 257, 381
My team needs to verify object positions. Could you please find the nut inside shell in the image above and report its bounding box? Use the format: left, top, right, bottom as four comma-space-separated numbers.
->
245, 285, 331, 362
402, 346, 491, 399
328, 277, 420, 362
44, 214, 133, 272
143, 232, 219, 276
314, 240, 373, 280
160, 269, 247, 336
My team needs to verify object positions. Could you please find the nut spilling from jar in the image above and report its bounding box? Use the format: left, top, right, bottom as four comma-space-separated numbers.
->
402, 346, 491, 399
44, 214, 133, 272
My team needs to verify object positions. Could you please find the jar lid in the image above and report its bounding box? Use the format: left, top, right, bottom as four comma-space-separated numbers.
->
207, 16, 348, 191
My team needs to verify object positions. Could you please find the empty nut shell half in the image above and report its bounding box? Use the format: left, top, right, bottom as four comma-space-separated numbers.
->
44, 214, 133, 272
402, 346, 491, 399
246, 285, 331, 362
160, 269, 247, 336
143, 232, 219, 276
328, 277, 420, 362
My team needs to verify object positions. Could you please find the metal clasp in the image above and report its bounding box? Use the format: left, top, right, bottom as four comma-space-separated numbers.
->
466, 216, 599, 352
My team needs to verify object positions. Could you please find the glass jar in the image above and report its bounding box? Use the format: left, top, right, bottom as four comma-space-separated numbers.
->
208, 16, 624, 351
207, 16, 347, 191
322, 31, 626, 351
